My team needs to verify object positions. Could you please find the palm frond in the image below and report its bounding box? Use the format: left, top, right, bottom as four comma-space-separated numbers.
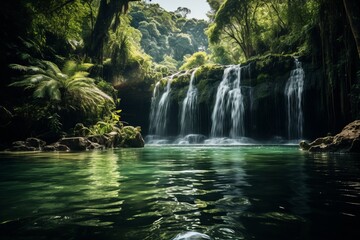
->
48, 81, 61, 101
62, 61, 94, 76
9, 64, 41, 73
62, 60, 78, 76
33, 81, 49, 99
77, 63, 94, 71
33, 79, 60, 100
42, 61, 62, 74
27, 74, 48, 84
9, 59, 113, 117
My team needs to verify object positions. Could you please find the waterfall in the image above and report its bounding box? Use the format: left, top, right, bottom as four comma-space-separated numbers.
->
148, 81, 160, 134
285, 58, 305, 140
180, 68, 198, 135
211, 65, 246, 138
149, 75, 174, 136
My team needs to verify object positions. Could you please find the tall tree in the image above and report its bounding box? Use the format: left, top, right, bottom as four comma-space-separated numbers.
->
342, 0, 360, 58
207, 0, 261, 59
87, 0, 140, 63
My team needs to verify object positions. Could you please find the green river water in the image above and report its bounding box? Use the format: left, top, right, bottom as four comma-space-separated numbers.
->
0, 146, 359, 239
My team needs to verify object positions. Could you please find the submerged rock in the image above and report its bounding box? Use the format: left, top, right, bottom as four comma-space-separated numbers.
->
300, 120, 360, 153
172, 231, 211, 240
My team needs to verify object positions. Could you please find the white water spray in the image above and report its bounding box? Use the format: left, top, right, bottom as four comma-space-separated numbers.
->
211, 65, 246, 138
149, 75, 174, 136
285, 58, 305, 140
180, 68, 199, 135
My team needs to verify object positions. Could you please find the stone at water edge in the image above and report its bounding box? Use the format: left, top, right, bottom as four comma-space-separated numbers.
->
58, 137, 90, 151
122, 132, 145, 148
10, 138, 46, 151
299, 120, 360, 153
299, 140, 310, 150
26, 137, 46, 149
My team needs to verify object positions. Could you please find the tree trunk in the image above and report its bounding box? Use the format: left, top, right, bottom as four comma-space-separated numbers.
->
86, 0, 140, 64
343, 0, 360, 58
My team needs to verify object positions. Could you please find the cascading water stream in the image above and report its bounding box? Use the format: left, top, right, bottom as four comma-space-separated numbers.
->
180, 68, 198, 136
148, 81, 161, 134
149, 75, 174, 136
211, 65, 246, 138
285, 58, 305, 140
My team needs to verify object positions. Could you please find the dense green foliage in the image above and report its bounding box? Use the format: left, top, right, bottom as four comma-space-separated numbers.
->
180, 52, 209, 70
206, 0, 319, 61
0, 0, 359, 145
10, 60, 114, 116
205, 0, 360, 128
129, 3, 209, 70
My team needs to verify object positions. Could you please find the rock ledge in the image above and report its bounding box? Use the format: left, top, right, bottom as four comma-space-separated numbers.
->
300, 120, 360, 153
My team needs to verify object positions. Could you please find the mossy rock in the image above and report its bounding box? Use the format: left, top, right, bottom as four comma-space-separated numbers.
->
251, 55, 293, 77
171, 72, 192, 89
256, 73, 270, 84
196, 64, 224, 84
120, 126, 145, 148
197, 78, 220, 105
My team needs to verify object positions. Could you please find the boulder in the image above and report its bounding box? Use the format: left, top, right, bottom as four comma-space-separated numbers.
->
11, 145, 37, 151
88, 134, 112, 148
10, 141, 36, 151
106, 131, 123, 147
43, 145, 56, 152
58, 137, 90, 151
10, 138, 46, 151
43, 143, 70, 152
300, 120, 360, 153
299, 140, 310, 150
55, 144, 71, 152
122, 132, 145, 148
87, 141, 105, 150
26, 138, 46, 149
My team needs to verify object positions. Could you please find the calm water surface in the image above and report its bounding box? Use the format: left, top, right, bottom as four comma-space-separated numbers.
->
0, 146, 359, 240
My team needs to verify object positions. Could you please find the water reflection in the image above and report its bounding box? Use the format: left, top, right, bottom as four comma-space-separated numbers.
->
0, 147, 360, 240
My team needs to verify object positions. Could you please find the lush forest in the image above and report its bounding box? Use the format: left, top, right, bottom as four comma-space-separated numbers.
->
0, 0, 359, 149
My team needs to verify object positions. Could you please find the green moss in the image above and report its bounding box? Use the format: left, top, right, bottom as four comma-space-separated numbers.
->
256, 73, 270, 84
171, 71, 191, 88
120, 126, 141, 140
197, 64, 224, 80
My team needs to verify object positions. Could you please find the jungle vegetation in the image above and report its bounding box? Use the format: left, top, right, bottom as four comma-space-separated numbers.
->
0, 0, 359, 145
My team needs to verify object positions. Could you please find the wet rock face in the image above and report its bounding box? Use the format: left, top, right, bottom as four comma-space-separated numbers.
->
122, 132, 145, 148
7, 131, 146, 152
10, 138, 46, 151
300, 120, 360, 153
58, 137, 90, 151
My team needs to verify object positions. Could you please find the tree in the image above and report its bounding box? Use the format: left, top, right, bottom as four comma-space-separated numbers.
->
175, 7, 191, 18
207, 0, 261, 59
86, 0, 141, 63
181, 19, 209, 52
168, 33, 195, 61
180, 52, 208, 70
342, 0, 360, 58
206, 0, 225, 20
